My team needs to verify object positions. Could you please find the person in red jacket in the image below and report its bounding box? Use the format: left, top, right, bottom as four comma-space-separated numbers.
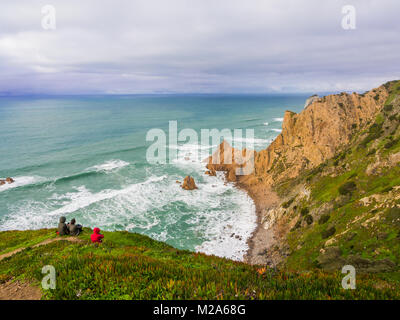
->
90, 227, 104, 243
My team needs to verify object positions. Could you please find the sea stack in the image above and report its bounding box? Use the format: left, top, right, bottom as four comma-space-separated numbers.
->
181, 176, 198, 190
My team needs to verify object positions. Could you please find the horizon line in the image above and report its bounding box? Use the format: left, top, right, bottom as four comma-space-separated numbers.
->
0, 91, 343, 98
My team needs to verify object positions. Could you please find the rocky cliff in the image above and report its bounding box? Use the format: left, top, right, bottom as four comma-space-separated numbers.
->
207, 83, 389, 187
206, 80, 400, 271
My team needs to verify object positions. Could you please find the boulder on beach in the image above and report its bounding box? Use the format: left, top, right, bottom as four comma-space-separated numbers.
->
181, 176, 198, 190
0, 180, 5, 185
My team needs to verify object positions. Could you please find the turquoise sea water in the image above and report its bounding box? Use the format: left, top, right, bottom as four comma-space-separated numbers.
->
0, 94, 306, 260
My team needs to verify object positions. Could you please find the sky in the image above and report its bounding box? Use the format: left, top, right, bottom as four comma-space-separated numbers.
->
0, 0, 399, 95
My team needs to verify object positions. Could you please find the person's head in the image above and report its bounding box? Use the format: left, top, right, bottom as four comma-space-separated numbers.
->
93, 227, 100, 234
70, 218, 76, 224
59, 216, 66, 223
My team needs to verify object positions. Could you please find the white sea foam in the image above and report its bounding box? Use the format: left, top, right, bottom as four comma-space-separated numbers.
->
263, 122, 269, 126
0, 176, 43, 192
87, 159, 129, 172
273, 117, 284, 122
168, 143, 257, 260
1, 144, 259, 261
0, 175, 167, 231
0, 171, 256, 261
194, 196, 256, 261
270, 128, 282, 133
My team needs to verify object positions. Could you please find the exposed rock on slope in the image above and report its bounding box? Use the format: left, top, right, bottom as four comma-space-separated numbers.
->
255, 85, 389, 185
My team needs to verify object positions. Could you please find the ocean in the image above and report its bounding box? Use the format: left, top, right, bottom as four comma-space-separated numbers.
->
0, 94, 306, 260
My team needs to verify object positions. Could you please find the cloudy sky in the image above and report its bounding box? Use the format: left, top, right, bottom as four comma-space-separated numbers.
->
0, 0, 399, 95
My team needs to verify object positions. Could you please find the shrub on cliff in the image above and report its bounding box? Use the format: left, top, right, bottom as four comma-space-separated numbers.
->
318, 214, 330, 225
282, 198, 295, 209
386, 207, 400, 226
361, 122, 383, 147
384, 104, 393, 112
305, 215, 313, 225
338, 181, 356, 195
321, 226, 336, 239
384, 138, 399, 149
382, 186, 393, 193
300, 207, 309, 216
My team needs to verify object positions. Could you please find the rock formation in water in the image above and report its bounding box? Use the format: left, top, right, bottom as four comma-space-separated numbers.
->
181, 176, 198, 190
0, 177, 14, 185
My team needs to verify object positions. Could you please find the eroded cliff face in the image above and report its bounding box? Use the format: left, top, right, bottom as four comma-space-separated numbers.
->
257, 85, 389, 184
207, 84, 389, 188
205, 83, 394, 267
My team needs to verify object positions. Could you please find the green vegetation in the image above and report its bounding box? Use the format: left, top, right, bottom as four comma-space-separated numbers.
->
300, 207, 309, 216
384, 138, 400, 149
338, 181, 357, 195
282, 197, 295, 208
318, 214, 330, 225
360, 121, 383, 147
321, 226, 336, 239
384, 104, 393, 112
1, 229, 399, 300
0, 229, 55, 255
305, 215, 313, 225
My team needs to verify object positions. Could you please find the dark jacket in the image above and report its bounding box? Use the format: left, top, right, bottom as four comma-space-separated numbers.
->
57, 216, 69, 236
90, 228, 104, 243
68, 222, 79, 236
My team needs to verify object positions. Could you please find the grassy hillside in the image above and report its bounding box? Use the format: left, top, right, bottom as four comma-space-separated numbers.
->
1, 228, 399, 299
274, 80, 400, 275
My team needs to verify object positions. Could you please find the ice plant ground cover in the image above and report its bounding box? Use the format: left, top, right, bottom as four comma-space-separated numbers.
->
0, 229, 399, 300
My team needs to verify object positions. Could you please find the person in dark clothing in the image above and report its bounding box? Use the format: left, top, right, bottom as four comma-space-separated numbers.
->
67, 218, 83, 236
57, 216, 69, 236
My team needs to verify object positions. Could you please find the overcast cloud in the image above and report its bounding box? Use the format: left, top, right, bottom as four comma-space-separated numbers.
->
0, 0, 399, 94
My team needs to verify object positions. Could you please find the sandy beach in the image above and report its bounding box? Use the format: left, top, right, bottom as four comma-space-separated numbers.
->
236, 180, 281, 266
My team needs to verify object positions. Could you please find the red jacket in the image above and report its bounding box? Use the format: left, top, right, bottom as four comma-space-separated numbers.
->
91, 228, 104, 243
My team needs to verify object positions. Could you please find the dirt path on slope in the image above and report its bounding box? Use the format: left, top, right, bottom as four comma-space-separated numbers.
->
0, 281, 42, 300
0, 236, 82, 262
0, 236, 83, 300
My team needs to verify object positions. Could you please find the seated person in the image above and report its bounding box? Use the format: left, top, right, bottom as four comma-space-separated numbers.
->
57, 216, 69, 236
90, 227, 104, 243
67, 218, 83, 236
